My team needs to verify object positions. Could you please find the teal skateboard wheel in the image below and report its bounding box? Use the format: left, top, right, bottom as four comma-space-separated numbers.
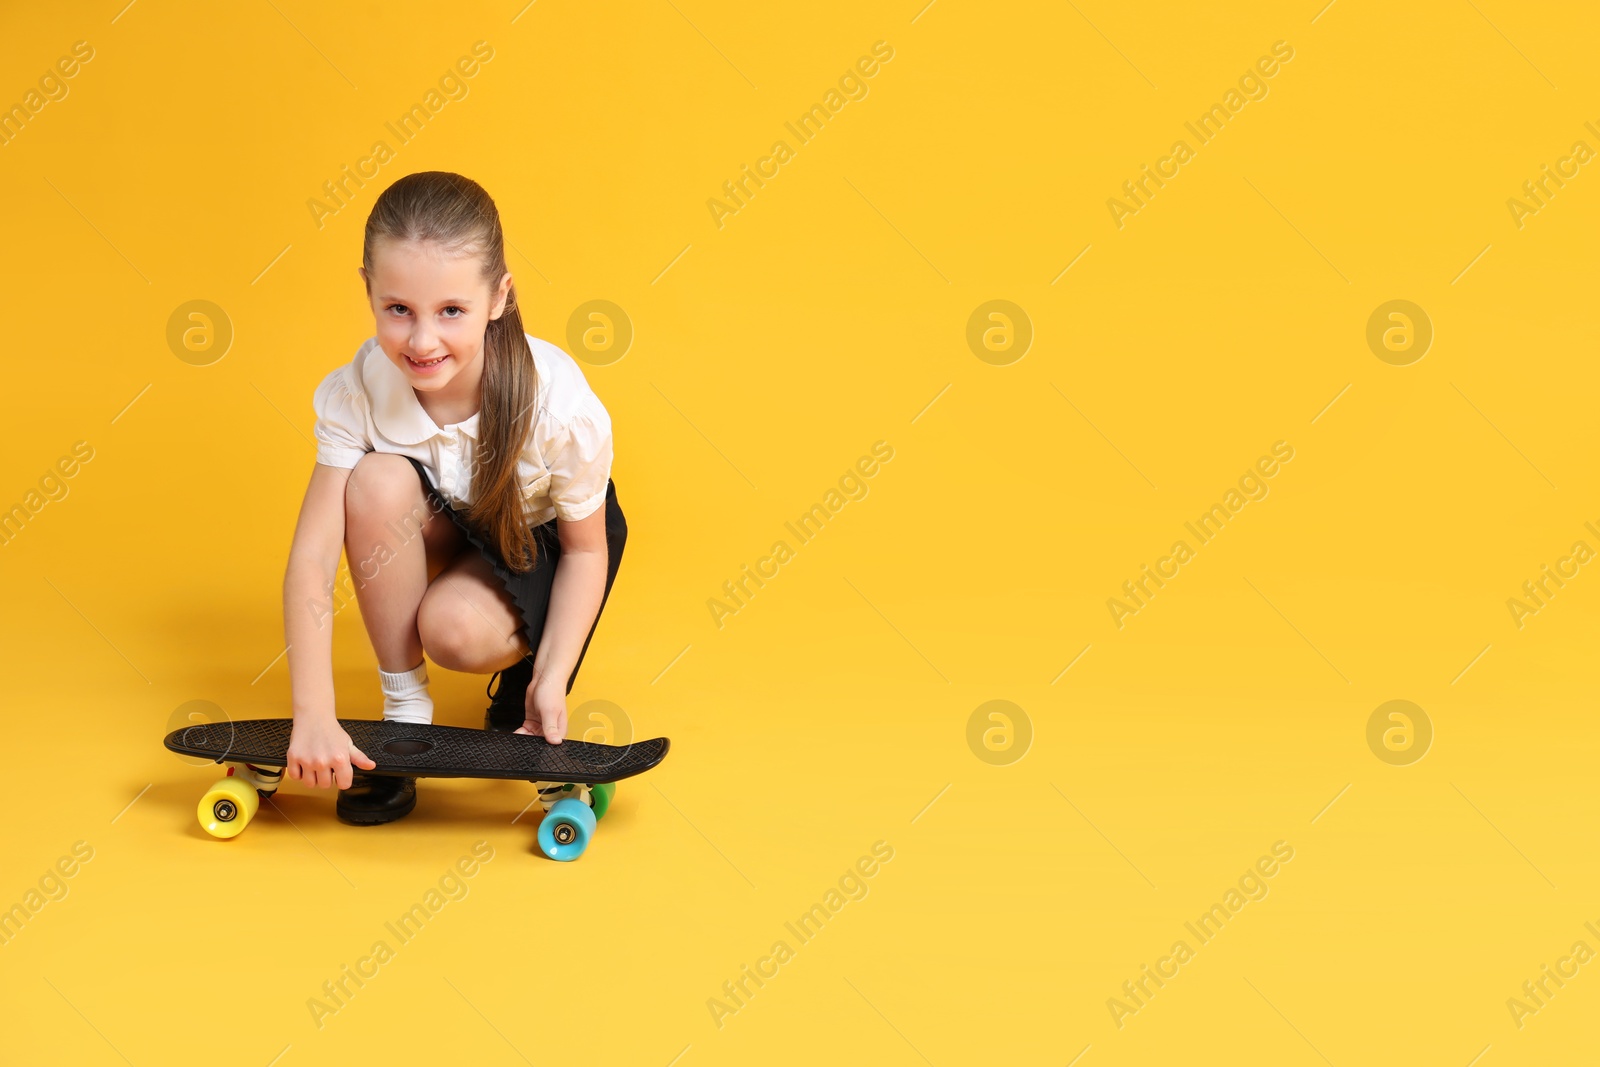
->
538, 797, 597, 861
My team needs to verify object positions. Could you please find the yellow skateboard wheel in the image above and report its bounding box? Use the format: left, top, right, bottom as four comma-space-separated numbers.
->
198, 776, 260, 839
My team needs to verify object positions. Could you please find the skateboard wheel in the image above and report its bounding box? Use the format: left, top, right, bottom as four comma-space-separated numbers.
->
590, 782, 614, 820
538, 797, 596, 861
198, 777, 260, 839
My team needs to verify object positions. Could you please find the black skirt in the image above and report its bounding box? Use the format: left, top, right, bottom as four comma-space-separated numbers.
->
403, 456, 627, 694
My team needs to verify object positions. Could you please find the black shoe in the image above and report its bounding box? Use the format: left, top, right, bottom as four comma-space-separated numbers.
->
336, 775, 417, 824
485, 655, 534, 732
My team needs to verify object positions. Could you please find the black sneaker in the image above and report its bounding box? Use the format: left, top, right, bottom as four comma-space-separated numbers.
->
485, 655, 535, 732
336, 775, 417, 824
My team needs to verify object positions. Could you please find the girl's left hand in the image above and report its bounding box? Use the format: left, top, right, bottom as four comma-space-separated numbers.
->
515, 668, 568, 743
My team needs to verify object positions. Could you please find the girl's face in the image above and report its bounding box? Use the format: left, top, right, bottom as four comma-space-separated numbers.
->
359, 237, 512, 394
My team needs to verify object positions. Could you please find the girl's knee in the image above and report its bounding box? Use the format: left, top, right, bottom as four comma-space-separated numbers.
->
346, 452, 422, 520
417, 584, 508, 672
416, 591, 471, 671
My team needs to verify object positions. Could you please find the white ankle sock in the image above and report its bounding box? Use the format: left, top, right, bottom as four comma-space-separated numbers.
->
379, 660, 433, 725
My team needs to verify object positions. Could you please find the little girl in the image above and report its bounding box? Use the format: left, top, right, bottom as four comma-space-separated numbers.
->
281, 171, 628, 825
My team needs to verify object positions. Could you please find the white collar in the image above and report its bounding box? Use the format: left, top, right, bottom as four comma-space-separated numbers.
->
359, 340, 481, 444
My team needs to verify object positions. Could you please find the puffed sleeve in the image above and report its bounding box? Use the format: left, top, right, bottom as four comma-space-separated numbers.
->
547, 393, 614, 521
311, 365, 371, 468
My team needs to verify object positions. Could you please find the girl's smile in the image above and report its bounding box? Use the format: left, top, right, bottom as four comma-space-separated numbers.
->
404, 352, 452, 373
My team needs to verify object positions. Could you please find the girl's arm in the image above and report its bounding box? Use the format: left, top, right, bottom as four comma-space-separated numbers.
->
518, 506, 609, 743
281, 461, 377, 787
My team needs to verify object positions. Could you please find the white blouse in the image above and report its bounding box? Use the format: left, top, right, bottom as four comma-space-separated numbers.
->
311, 332, 614, 525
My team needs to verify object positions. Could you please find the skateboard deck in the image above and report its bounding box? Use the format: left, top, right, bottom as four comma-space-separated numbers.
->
163, 718, 669, 784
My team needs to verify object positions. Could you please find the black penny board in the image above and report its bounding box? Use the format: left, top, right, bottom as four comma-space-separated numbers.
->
163, 719, 669, 784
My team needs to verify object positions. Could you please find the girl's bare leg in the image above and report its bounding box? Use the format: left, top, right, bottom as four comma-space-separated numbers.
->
342, 452, 464, 672
417, 548, 530, 675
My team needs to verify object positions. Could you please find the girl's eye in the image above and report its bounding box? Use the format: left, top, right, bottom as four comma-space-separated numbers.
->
386, 304, 465, 318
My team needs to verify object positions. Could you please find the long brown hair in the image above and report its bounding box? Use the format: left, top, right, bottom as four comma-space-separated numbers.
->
363, 171, 540, 572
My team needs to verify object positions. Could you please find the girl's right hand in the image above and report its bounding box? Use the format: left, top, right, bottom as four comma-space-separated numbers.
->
286, 716, 377, 789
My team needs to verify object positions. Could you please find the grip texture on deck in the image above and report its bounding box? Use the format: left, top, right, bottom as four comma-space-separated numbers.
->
163, 719, 668, 783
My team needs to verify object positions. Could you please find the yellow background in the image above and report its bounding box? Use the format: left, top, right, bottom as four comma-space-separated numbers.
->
1, 0, 1597, 1063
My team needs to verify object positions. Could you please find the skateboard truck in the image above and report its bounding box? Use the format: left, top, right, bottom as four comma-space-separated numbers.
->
228, 763, 283, 795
